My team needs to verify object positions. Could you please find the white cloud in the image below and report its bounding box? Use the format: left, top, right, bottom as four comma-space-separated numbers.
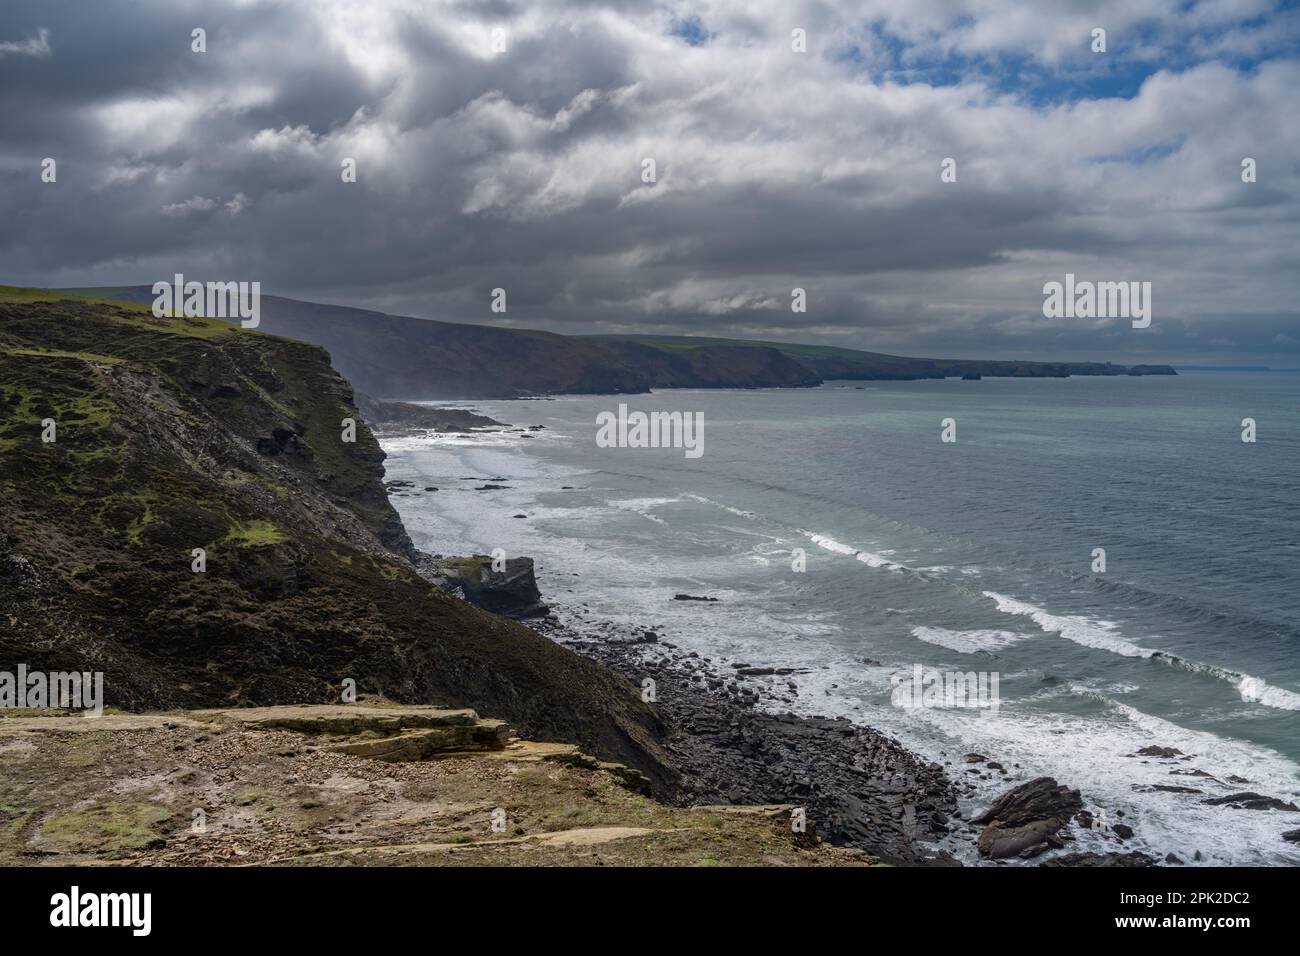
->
0, 27, 50, 59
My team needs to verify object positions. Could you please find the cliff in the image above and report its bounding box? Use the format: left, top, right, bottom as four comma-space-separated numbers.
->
592, 336, 1178, 381
0, 288, 670, 785
67, 287, 1175, 397
593, 339, 821, 389
65, 288, 649, 399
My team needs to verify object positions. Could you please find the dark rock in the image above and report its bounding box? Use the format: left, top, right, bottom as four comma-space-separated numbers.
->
1135, 746, 1184, 758
1202, 792, 1300, 812
673, 594, 718, 602
973, 777, 1083, 860
421, 555, 550, 619
1041, 852, 1155, 867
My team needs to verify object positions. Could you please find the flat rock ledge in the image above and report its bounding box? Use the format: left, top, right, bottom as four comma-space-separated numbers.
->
0, 703, 872, 867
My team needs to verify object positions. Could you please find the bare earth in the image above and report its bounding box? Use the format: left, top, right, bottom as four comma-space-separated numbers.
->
0, 701, 875, 867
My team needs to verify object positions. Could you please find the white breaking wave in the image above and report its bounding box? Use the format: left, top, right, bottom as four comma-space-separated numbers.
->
984, 591, 1300, 712
1232, 675, 1300, 711
607, 496, 680, 524
911, 626, 1027, 653
983, 590, 1154, 657
805, 531, 908, 571
684, 494, 756, 519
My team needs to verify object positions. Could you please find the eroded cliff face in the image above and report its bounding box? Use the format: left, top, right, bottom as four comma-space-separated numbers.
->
0, 291, 671, 787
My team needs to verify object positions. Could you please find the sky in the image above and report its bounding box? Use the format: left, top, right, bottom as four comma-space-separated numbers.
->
1, 0, 1297, 364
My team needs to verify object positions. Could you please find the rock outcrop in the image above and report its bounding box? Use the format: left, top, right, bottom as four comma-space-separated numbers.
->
0, 291, 668, 787
972, 777, 1083, 859
419, 554, 550, 619
1201, 792, 1300, 812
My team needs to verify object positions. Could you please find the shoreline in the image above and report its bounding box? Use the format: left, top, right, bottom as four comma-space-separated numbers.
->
383, 419, 1128, 865
526, 607, 962, 864
380, 414, 1300, 867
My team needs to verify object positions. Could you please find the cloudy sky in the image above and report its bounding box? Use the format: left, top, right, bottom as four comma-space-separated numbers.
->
1, 0, 1297, 364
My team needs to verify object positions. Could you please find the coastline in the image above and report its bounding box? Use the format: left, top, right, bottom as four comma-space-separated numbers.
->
379, 411, 1189, 866
378, 397, 1300, 867
526, 607, 961, 864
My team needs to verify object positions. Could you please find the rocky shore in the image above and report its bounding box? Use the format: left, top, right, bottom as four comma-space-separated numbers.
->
534, 615, 960, 864
420, 544, 1300, 866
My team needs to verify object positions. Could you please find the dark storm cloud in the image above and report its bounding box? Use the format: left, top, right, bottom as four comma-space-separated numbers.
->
0, 0, 1296, 364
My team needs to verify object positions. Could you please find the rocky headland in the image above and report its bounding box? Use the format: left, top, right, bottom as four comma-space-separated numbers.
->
1, 287, 1282, 868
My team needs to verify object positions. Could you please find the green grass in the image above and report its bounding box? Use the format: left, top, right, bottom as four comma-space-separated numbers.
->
39, 803, 172, 855
222, 521, 287, 547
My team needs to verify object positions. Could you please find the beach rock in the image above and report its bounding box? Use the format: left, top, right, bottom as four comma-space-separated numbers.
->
673, 593, 718, 602
1041, 852, 1155, 867
973, 777, 1083, 860
979, 818, 1068, 859
1135, 746, 1183, 758
1281, 829, 1300, 843
1202, 792, 1300, 812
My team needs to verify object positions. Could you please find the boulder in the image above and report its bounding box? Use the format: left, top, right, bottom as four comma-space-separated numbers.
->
1134, 746, 1184, 758
1202, 792, 1300, 812
973, 777, 1082, 860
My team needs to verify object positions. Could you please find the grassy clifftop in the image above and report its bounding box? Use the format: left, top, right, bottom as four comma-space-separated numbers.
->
0, 290, 669, 784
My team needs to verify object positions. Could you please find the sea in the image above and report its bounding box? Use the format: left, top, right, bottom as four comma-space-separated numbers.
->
378, 372, 1300, 865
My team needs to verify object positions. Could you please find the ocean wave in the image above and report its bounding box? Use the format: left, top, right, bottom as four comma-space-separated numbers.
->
984, 591, 1300, 712
684, 494, 756, 519
911, 626, 1027, 653
983, 590, 1152, 657
805, 532, 909, 571
377, 427, 536, 452
606, 497, 681, 524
